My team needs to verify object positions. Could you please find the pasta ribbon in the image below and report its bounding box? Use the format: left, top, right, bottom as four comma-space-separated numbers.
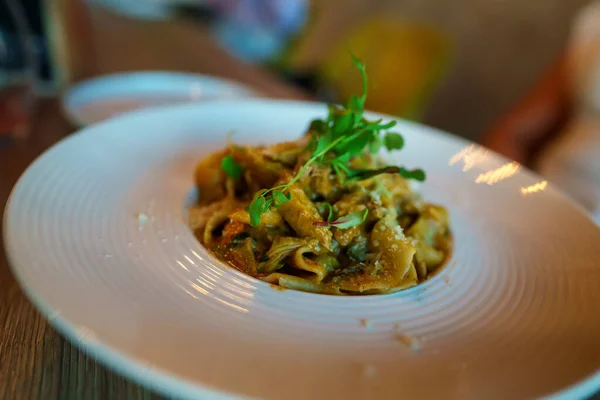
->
190, 129, 451, 295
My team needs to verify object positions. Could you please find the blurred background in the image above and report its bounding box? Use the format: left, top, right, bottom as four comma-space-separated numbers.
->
2, 0, 600, 218
1, 0, 589, 137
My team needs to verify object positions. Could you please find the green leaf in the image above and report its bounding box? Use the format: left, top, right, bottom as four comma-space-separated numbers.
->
248, 195, 266, 226
335, 132, 370, 156
335, 153, 352, 165
398, 167, 426, 182
351, 53, 366, 72
348, 95, 364, 113
333, 209, 368, 229
384, 132, 405, 151
332, 162, 344, 181
261, 198, 273, 213
368, 134, 383, 153
318, 202, 334, 222
350, 53, 368, 103
345, 166, 399, 182
272, 190, 291, 207
331, 153, 352, 179
361, 118, 382, 127
332, 112, 355, 135
314, 209, 368, 229
380, 121, 398, 129
364, 120, 396, 130
221, 155, 243, 179
314, 135, 332, 158
331, 154, 353, 181
345, 165, 425, 182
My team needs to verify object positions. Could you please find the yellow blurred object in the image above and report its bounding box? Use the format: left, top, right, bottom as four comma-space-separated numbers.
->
318, 17, 451, 120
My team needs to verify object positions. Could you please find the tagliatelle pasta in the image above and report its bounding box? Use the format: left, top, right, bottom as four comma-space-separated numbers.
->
188, 135, 452, 295
188, 56, 451, 295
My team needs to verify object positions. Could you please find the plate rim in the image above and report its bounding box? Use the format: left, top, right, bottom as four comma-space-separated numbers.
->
4, 99, 600, 400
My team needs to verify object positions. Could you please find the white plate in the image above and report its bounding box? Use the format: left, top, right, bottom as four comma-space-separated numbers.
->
62, 71, 257, 126
4, 100, 600, 400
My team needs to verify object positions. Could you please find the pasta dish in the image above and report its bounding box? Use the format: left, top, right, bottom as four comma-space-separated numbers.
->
189, 56, 452, 295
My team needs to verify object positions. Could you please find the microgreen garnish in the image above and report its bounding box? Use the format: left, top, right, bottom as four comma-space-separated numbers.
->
317, 202, 335, 222
272, 190, 291, 207
247, 54, 426, 226
313, 209, 368, 229
345, 166, 426, 182
221, 155, 243, 179
246, 188, 291, 226
383, 132, 404, 150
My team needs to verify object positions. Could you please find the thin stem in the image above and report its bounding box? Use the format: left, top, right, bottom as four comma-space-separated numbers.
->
361, 69, 368, 103
286, 133, 349, 188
